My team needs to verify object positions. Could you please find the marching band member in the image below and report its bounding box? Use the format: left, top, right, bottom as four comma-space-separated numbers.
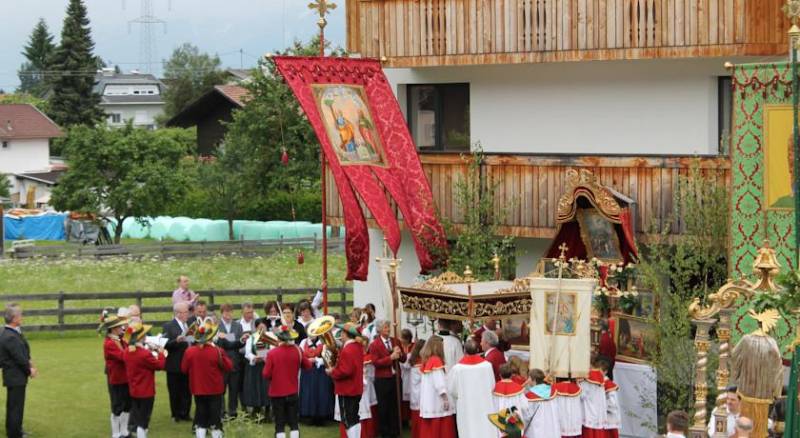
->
123, 322, 166, 438
296, 302, 315, 333
368, 319, 405, 438
552, 378, 583, 438
100, 309, 131, 438
328, 323, 365, 438
580, 359, 608, 438
418, 336, 456, 438
263, 324, 312, 438
408, 340, 426, 438
493, 364, 528, 418
523, 369, 560, 438
298, 329, 335, 424
447, 339, 496, 438
244, 301, 280, 420
181, 319, 233, 438
281, 304, 308, 343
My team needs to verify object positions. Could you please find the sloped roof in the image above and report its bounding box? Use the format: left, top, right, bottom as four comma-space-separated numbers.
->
215, 85, 249, 107
0, 104, 62, 140
165, 85, 249, 128
15, 169, 66, 185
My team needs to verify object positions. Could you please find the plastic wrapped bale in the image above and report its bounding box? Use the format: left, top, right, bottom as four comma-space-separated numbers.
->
260, 222, 282, 240
240, 223, 261, 240
148, 216, 174, 241
208, 220, 230, 241
119, 217, 138, 239
167, 218, 192, 241
187, 218, 213, 242
127, 217, 153, 239
232, 220, 252, 240
292, 222, 315, 238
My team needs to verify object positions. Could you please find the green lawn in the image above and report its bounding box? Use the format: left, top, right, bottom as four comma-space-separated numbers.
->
12, 335, 359, 437
0, 250, 352, 326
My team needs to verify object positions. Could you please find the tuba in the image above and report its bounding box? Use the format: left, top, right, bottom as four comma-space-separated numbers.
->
252, 326, 280, 354
308, 315, 338, 367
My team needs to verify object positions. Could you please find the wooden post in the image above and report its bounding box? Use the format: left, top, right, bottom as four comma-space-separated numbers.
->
208, 289, 215, 311
340, 288, 347, 318
135, 291, 143, 312
57, 291, 65, 333
689, 318, 716, 438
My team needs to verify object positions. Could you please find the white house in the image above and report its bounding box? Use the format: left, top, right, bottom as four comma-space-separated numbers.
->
0, 104, 62, 205
335, 0, 789, 316
94, 69, 166, 129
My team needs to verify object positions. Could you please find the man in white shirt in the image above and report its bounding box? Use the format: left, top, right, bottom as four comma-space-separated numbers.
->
446, 339, 496, 438
437, 319, 464, 373
708, 387, 742, 437
666, 410, 689, 438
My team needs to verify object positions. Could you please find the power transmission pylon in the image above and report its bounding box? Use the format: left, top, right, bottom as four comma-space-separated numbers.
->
128, 0, 169, 74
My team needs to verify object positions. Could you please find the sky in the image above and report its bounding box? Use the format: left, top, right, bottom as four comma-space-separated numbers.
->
0, 0, 346, 91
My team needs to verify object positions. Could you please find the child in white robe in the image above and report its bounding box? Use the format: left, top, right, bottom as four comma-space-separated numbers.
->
419, 336, 456, 438
493, 364, 529, 438
408, 340, 425, 438
523, 368, 561, 438
552, 378, 583, 438
579, 363, 608, 438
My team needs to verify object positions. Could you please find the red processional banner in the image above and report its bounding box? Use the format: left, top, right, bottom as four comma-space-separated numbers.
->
273, 56, 448, 281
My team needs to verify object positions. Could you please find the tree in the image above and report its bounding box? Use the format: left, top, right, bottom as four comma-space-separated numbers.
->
161, 43, 227, 120
0, 174, 11, 199
51, 125, 193, 243
48, 0, 104, 128
0, 93, 50, 115
18, 19, 56, 97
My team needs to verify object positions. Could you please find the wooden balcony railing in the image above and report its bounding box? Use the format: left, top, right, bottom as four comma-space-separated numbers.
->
325, 153, 731, 239
345, 0, 788, 67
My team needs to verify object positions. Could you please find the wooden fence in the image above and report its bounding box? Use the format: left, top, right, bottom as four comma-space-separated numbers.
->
9, 237, 345, 260
2, 287, 353, 332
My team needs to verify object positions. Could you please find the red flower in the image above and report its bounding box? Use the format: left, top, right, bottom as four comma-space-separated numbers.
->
198, 327, 206, 334
507, 416, 517, 425
281, 325, 288, 331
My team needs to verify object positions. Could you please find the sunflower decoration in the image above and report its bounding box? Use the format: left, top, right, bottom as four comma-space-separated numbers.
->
488, 406, 525, 438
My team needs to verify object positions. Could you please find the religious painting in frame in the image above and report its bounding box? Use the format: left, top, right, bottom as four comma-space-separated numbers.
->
763, 105, 795, 210
501, 316, 530, 350
576, 208, 623, 263
544, 292, 578, 336
311, 84, 388, 167
613, 312, 655, 364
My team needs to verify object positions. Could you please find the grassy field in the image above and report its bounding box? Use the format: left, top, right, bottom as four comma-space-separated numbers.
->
0, 250, 352, 326
12, 335, 395, 438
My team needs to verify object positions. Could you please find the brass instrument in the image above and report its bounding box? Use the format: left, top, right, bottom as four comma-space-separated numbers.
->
252, 327, 280, 353
308, 315, 338, 367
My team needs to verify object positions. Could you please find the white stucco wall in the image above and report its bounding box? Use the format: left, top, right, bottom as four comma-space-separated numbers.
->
103, 104, 165, 129
386, 58, 738, 155
0, 138, 50, 192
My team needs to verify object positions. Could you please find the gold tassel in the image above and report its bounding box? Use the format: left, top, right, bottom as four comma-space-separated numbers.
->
738, 392, 772, 438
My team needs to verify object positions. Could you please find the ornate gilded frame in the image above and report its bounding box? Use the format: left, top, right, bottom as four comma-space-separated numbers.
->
612, 312, 656, 364
576, 208, 624, 264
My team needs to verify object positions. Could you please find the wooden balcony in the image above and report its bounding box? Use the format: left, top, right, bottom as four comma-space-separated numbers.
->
325, 153, 730, 239
345, 0, 788, 67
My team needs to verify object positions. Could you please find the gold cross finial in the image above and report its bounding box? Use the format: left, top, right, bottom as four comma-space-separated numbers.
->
308, 0, 337, 29
558, 243, 569, 260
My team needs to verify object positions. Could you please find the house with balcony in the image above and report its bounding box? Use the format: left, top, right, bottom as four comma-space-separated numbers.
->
335, 0, 789, 309
94, 68, 166, 129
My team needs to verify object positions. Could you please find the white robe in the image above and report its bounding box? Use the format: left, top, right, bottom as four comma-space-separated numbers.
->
441, 334, 464, 373
493, 391, 529, 438
400, 354, 412, 402
420, 361, 454, 419
604, 387, 621, 431
524, 396, 561, 438
554, 392, 583, 436
579, 380, 607, 430
364, 363, 377, 406
446, 359, 496, 438
409, 365, 423, 411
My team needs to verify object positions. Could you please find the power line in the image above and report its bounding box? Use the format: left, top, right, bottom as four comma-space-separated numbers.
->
127, 0, 169, 74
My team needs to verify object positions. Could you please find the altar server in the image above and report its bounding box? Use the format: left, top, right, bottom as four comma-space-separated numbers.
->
580, 361, 608, 438
408, 340, 426, 438
437, 319, 463, 372
263, 324, 312, 438
481, 330, 506, 381
523, 368, 560, 438
123, 322, 166, 438
328, 323, 365, 438
603, 376, 621, 438
399, 329, 415, 425
100, 309, 131, 438
419, 336, 456, 438
181, 320, 233, 438
552, 378, 583, 438
447, 339, 496, 438
493, 364, 528, 415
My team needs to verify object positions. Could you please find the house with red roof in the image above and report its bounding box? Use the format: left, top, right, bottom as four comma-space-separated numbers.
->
166, 84, 249, 155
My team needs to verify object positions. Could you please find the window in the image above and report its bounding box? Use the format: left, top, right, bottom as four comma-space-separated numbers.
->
109, 113, 122, 124
407, 83, 470, 151
718, 76, 732, 155
1, 141, 8, 149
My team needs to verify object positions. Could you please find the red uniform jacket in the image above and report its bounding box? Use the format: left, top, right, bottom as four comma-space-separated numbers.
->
368, 336, 406, 379
181, 344, 233, 396
330, 340, 364, 396
484, 347, 507, 382
124, 347, 166, 399
104, 337, 128, 385
263, 344, 312, 397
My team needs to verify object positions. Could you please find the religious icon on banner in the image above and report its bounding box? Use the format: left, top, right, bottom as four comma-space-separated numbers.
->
312, 84, 387, 167
577, 209, 623, 263
763, 105, 795, 210
544, 292, 577, 336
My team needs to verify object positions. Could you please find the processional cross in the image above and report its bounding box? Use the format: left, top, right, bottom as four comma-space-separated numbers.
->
308, 0, 337, 57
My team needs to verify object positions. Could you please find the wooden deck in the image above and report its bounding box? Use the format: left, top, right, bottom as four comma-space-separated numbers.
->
325, 153, 730, 238
345, 0, 788, 67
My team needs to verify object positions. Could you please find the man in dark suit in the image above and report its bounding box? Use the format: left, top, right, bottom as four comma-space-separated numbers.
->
0, 303, 35, 438
163, 302, 192, 422
215, 303, 246, 418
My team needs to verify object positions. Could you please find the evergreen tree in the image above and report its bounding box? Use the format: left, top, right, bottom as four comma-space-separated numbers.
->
48, 0, 103, 127
17, 19, 56, 97
161, 43, 227, 120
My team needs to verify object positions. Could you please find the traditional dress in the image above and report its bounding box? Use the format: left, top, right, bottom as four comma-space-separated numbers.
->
104, 335, 131, 438
409, 361, 423, 438
334, 349, 371, 438
124, 346, 166, 438
181, 344, 233, 438
299, 336, 335, 420
263, 343, 312, 438
580, 370, 608, 438
603, 379, 620, 438
484, 347, 507, 382
419, 356, 456, 438
242, 335, 269, 414
440, 331, 464, 373
447, 354, 496, 438
524, 384, 561, 438
330, 339, 365, 438
552, 381, 583, 437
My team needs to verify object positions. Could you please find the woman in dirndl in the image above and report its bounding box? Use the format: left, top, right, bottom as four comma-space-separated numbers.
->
299, 332, 335, 424
242, 301, 280, 421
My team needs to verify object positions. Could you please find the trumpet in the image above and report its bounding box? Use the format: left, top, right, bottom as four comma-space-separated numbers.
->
308, 315, 338, 368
